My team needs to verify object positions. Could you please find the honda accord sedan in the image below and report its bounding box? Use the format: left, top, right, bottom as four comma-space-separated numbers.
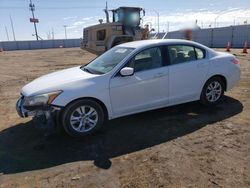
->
16, 39, 240, 137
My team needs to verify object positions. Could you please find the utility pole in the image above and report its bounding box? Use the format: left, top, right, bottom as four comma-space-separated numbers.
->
52, 27, 55, 39
63, 25, 68, 39
29, 0, 39, 40
47, 31, 51, 39
153, 10, 160, 34
5, 26, 10, 41
9, 15, 16, 41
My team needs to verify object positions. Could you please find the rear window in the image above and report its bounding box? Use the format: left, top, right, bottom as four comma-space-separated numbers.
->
168, 45, 206, 65
195, 47, 206, 59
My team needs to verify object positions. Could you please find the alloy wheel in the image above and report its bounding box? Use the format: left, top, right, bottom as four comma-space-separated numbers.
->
69, 105, 98, 133
205, 81, 222, 102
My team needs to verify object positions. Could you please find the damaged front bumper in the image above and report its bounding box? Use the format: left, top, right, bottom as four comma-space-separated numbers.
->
16, 95, 61, 126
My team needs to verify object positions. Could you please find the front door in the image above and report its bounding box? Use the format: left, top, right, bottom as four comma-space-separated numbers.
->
110, 47, 169, 117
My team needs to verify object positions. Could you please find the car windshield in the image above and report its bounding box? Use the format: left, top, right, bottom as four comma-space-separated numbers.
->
82, 47, 134, 74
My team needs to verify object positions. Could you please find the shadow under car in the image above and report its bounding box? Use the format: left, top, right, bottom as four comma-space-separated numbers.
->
0, 96, 243, 174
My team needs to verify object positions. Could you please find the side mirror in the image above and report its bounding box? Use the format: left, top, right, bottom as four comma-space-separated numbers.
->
120, 67, 134, 77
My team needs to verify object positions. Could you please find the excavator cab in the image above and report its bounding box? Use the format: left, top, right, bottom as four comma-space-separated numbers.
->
112, 7, 145, 27
81, 6, 147, 54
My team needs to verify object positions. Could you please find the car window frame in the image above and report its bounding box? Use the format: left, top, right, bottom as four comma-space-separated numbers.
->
165, 44, 206, 66
114, 45, 168, 77
194, 46, 206, 60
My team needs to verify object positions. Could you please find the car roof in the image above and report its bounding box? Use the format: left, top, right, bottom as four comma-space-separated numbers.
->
119, 39, 209, 50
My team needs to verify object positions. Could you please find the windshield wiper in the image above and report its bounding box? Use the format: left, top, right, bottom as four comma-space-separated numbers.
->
82, 67, 94, 74
81, 66, 104, 75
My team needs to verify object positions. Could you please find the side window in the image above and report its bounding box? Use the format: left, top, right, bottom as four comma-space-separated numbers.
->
168, 45, 196, 65
97, 29, 106, 41
195, 47, 206, 59
129, 47, 163, 72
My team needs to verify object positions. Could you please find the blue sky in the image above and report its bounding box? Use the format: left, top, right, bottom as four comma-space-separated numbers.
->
0, 0, 250, 41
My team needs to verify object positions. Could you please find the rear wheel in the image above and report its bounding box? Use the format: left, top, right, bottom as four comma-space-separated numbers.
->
200, 77, 225, 106
61, 99, 104, 137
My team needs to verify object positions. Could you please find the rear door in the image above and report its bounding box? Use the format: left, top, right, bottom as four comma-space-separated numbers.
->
167, 45, 209, 104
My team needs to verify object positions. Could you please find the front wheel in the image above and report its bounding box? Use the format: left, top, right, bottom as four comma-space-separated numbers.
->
61, 99, 104, 137
200, 77, 225, 106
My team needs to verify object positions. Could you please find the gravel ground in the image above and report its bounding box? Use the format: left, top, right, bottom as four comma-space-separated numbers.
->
0, 48, 249, 188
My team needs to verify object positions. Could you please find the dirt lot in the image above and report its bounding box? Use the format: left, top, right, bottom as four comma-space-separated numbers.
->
0, 48, 249, 188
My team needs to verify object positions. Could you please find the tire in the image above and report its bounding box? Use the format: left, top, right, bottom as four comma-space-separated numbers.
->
61, 99, 105, 137
200, 77, 225, 106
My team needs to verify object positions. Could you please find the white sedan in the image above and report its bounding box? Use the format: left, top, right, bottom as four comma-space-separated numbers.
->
16, 39, 240, 137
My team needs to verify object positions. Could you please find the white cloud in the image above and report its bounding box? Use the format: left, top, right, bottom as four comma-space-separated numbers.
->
82, 17, 94, 21
73, 21, 86, 26
56, 16, 105, 38
67, 25, 78, 29
69, 16, 101, 29
63, 16, 78, 21
144, 8, 250, 32
57, 8, 250, 39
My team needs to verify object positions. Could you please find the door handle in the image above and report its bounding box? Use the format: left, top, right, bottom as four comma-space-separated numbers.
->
197, 63, 207, 68
154, 73, 165, 78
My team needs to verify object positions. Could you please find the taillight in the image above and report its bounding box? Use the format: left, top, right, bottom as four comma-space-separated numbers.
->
232, 59, 240, 65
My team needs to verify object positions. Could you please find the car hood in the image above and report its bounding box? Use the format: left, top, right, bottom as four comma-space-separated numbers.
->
21, 66, 97, 96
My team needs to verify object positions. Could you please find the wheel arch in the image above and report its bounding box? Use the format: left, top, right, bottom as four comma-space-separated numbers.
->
206, 75, 227, 91
62, 97, 109, 120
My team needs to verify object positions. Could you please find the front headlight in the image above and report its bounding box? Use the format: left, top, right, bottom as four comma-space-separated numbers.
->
23, 91, 62, 107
